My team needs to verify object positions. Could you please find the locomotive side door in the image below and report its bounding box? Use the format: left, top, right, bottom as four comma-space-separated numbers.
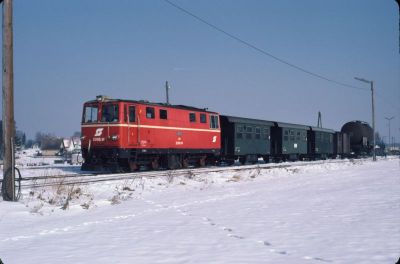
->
127, 104, 138, 146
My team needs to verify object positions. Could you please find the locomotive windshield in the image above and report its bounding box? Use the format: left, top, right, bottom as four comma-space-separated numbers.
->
102, 104, 119, 122
83, 105, 98, 123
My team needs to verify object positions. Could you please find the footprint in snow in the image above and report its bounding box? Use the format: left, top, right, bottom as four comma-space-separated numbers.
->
221, 227, 233, 232
303, 256, 332, 263
260, 240, 272, 246
228, 234, 245, 239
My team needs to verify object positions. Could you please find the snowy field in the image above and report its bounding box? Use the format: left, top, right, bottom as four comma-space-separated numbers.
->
0, 157, 399, 264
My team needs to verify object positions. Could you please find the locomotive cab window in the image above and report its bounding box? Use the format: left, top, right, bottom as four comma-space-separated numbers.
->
146, 107, 155, 119
101, 104, 119, 122
200, 113, 207, 123
83, 105, 98, 123
129, 106, 136, 123
210, 115, 219, 129
189, 113, 196, 122
160, 109, 168, 120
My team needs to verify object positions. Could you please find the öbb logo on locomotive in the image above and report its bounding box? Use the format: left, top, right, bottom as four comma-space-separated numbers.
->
80, 96, 373, 171
94, 128, 104, 137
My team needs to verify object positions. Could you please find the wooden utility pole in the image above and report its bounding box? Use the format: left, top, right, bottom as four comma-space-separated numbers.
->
1, 0, 15, 201
165, 81, 170, 105
317, 111, 322, 128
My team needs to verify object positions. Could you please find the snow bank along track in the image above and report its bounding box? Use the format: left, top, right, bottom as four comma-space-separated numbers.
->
0, 159, 367, 189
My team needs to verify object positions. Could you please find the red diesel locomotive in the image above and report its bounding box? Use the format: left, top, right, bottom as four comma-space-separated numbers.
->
81, 96, 221, 171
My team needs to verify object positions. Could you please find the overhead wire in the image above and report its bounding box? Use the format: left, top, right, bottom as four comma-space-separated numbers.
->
162, 0, 369, 92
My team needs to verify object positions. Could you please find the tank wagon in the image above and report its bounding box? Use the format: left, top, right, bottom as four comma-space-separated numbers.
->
341, 121, 373, 156
81, 96, 221, 171
81, 96, 371, 171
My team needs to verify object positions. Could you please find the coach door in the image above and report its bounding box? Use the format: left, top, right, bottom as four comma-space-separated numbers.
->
127, 104, 138, 146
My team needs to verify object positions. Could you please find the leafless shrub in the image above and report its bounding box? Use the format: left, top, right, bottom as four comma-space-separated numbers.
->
227, 175, 241, 182
185, 170, 195, 180
61, 184, 76, 210
109, 184, 134, 205
30, 203, 44, 215
110, 194, 121, 205
166, 170, 175, 183
250, 165, 262, 178
256, 165, 262, 175
122, 179, 135, 192
81, 202, 91, 209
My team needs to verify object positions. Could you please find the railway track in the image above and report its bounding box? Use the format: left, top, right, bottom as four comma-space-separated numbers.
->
1, 159, 364, 190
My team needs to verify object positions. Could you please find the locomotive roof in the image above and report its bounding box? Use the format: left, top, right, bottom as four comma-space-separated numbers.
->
84, 98, 218, 114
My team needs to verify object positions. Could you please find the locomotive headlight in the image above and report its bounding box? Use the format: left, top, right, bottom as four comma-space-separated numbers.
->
111, 135, 119, 141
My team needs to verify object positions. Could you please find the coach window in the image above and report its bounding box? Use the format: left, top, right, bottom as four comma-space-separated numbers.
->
237, 133, 243, 139
262, 128, 269, 140
296, 131, 301, 141
83, 105, 98, 123
160, 109, 168, 120
102, 104, 119, 122
210, 115, 219, 129
129, 106, 136, 122
303, 132, 307, 141
200, 113, 207, 123
146, 107, 155, 119
189, 113, 196, 122
290, 130, 295, 141
255, 127, 261, 139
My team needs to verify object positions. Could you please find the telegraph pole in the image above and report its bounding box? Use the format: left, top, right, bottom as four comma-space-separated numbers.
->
165, 81, 170, 105
1, 0, 16, 201
317, 111, 322, 128
385, 116, 394, 151
355, 77, 376, 161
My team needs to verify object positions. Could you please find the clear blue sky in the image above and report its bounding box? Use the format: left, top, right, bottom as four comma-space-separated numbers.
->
0, 0, 399, 143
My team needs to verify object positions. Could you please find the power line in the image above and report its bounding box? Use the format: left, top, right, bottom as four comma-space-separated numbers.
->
163, 0, 369, 92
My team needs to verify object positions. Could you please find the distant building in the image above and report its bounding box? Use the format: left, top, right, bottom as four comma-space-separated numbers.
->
60, 137, 81, 154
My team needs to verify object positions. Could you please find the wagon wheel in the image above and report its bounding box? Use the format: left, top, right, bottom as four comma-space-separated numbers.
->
128, 160, 138, 172
151, 158, 160, 170
182, 157, 189, 168
199, 156, 206, 167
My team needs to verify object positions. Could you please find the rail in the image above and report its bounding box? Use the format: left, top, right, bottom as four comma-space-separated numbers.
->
0, 158, 369, 190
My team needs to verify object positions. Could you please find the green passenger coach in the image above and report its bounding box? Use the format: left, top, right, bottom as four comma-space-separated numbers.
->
308, 127, 335, 159
220, 115, 274, 164
271, 122, 309, 161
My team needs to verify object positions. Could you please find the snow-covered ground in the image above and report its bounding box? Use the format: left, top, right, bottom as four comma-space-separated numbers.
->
0, 158, 399, 263
0, 148, 82, 178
